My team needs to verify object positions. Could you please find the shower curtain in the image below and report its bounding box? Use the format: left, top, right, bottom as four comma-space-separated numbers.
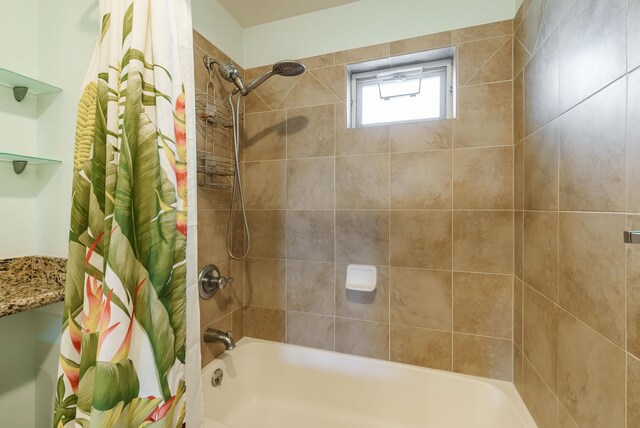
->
54, 0, 200, 426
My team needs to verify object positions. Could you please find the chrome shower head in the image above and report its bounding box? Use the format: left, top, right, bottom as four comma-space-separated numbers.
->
272, 60, 306, 77
241, 60, 306, 96
204, 56, 306, 97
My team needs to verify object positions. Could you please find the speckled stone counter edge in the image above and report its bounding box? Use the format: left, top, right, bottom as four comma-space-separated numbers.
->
0, 256, 67, 317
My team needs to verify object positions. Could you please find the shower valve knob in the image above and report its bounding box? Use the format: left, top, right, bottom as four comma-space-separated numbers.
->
199, 264, 234, 299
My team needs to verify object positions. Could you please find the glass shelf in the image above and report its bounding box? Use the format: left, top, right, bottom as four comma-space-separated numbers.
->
0, 68, 61, 100
0, 152, 61, 174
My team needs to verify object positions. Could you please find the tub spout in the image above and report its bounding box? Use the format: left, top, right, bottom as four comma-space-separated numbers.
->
204, 329, 236, 350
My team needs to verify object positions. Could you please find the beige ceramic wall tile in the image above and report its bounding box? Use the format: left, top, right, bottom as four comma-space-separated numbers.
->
335, 154, 389, 209
390, 325, 452, 370
246, 210, 286, 259
335, 103, 390, 155
513, 1, 526, 29
453, 211, 513, 274
286, 210, 334, 262
335, 210, 389, 265
298, 53, 335, 69
467, 37, 513, 87
278, 72, 341, 110
199, 262, 233, 329
557, 0, 626, 112
244, 91, 272, 114
453, 272, 512, 339
389, 31, 452, 56
457, 36, 510, 85
537, 0, 576, 51
514, 210, 524, 280
232, 307, 245, 342
286, 311, 334, 351
559, 213, 625, 346
193, 46, 210, 94
523, 285, 559, 393
513, 38, 532, 77
390, 150, 452, 209
514, 343, 524, 394
287, 157, 334, 209
334, 43, 390, 64
524, 31, 559, 137
390, 211, 452, 270
515, 0, 545, 54
514, 142, 524, 210
246, 66, 301, 110
629, 354, 640, 427
335, 318, 390, 360
452, 334, 512, 381
453, 82, 512, 148
630, 0, 640, 72
335, 265, 389, 323
199, 262, 242, 327
244, 110, 286, 161
557, 312, 626, 428
244, 160, 286, 209
390, 268, 452, 331
245, 258, 286, 310
628, 70, 640, 213
200, 314, 232, 367
310, 66, 346, 101
197, 186, 232, 210
287, 260, 334, 316
389, 120, 452, 152
286, 104, 335, 159
198, 210, 229, 267
453, 146, 513, 209
524, 211, 559, 302
452, 20, 513, 44
558, 405, 579, 428
514, 279, 524, 347
521, 356, 559, 428
513, 72, 525, 144
244, 306, 286, 342
627, 215, 640, 358
523, 121, 559, 211
558, 78, 626, 212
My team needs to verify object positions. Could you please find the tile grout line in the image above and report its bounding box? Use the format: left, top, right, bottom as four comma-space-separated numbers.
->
388, 127, 392, 362
461, 35, 513, 87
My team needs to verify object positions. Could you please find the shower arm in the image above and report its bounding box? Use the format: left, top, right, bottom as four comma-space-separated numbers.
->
230, 70, 276, 96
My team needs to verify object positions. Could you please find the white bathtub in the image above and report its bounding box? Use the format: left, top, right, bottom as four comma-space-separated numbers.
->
202, 338, 536, 428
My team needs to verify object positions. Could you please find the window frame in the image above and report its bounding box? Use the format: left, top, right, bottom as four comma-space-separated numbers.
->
349, 58, 454, 128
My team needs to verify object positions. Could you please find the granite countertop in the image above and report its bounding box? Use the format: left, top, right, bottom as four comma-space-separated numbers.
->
0, 256, 67, 317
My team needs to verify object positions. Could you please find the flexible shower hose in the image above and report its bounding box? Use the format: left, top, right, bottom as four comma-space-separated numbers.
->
226, 93, 251, 260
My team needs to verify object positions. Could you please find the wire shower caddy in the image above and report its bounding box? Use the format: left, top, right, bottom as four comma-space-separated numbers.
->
195, 84, 240, 190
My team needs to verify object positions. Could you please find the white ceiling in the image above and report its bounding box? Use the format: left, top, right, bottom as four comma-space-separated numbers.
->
217, 0, 361, 27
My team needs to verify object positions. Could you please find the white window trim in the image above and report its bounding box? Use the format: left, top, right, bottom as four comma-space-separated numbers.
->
349, 58, 454, 128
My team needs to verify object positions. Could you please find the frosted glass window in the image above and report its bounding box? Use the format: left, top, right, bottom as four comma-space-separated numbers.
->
360, 75, 442, 126
350, 58, 454, 128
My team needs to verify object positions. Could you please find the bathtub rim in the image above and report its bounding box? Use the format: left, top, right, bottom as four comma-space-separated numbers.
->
202, 337, 537, 428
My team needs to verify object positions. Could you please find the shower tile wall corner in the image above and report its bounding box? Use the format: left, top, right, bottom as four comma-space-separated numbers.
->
193, 30, 246, 367
514, 0, 636, 426
240, 20, 515, 382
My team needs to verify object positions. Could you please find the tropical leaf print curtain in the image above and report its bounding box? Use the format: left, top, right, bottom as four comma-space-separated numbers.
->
54, 0, 195, 426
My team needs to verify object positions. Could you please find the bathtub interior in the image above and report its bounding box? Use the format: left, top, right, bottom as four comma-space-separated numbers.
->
202, 338, 537, 428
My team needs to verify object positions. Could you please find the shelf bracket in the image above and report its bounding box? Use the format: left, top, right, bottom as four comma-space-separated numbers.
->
13, 86, 28, 102
12, 161, 28, 174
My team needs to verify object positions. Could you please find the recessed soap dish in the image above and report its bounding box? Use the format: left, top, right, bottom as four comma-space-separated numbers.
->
345, 264, 377, 292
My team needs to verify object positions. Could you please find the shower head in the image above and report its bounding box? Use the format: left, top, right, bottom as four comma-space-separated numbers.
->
240, 60, 306, 96
272, 60, 307, 77
204, 56, 306, 97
